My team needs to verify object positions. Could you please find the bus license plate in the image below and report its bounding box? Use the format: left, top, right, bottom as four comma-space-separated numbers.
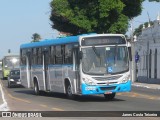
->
17, 82, 21, 84
105, 92, 112, 94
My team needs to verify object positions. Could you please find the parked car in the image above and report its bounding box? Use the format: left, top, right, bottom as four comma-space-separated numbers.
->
8, 69, 21, 88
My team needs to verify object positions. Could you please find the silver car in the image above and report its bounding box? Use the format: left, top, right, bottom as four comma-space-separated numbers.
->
8, 69, 21, 88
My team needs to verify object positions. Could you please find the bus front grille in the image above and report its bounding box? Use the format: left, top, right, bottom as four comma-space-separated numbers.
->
93, 75, 122, 81
97, 82, 118, 85
100, 86, 116, 91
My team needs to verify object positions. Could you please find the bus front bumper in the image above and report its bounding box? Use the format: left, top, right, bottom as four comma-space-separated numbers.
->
81, 80, 131, 95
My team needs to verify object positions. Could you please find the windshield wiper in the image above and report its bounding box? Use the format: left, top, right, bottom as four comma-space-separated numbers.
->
114, 45, 118, 65
92, 46, 100, 58
92, 46, 102, 65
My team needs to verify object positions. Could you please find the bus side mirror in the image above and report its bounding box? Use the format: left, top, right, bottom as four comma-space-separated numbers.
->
128, 47, 132, 61
79, 51, 83, 59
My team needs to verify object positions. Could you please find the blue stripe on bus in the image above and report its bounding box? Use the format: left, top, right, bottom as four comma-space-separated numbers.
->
20, 65, 26, 67
20, 36, 79, 49
20, 64, 73, 68
32, 65, 43, 68
81, 80, 131, 95
48, 64, 73, 68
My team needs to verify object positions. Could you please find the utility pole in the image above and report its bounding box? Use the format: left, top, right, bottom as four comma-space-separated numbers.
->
130, 19, 136, 82
132, 36, 137, 82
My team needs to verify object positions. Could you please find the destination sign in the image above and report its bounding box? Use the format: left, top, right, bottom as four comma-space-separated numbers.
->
81, 36, 126, 46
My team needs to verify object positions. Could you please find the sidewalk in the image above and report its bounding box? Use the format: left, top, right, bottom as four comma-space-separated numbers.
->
132, 82, 160, 90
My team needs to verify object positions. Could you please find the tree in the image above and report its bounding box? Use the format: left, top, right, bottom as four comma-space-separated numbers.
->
50, 0, 144, 35
122, 0, 144, 19
149, 0, 160, 2
133, 21, 154, 36
31, 33, 41, 42
133, 0, 159, 36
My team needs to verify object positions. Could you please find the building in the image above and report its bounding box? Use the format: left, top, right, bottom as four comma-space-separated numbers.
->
135, 15, 160, 84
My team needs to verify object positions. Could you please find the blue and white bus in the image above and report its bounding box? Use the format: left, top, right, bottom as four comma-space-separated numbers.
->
20, 34, 131, 100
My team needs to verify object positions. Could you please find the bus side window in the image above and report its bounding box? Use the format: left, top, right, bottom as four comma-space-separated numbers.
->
37, 47, 42, 65
50, 46, 55, 64
33, 48, 37, 65
61, 45, 65, 64
21, 49, 26, 65
48, 46, 51, 64
55, 45, 63, 64
64, 44, 73, 64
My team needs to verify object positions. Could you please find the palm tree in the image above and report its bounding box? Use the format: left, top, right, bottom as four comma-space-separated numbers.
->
31, 33, 41, 42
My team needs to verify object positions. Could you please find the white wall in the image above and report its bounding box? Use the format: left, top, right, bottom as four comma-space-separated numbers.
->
135, 19, 160, 82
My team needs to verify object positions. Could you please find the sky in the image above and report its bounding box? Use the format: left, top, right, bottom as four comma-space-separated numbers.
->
0, 0, 160, 59
129, 1, 160, 35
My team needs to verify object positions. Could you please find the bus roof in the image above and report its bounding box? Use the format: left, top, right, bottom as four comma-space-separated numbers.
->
3, 54, 19, 58
20, 36, 79, 49
20, 33, 126, 49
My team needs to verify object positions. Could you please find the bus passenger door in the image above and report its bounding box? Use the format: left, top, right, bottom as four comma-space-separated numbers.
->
73, 48, 81, 93
43, 49, 50, 91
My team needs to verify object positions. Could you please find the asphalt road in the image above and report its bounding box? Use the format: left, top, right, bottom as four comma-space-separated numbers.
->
0, 79, 160, 112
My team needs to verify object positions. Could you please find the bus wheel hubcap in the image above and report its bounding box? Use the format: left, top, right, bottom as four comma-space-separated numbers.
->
35, 85, 37, 92
67, 86, 72, 96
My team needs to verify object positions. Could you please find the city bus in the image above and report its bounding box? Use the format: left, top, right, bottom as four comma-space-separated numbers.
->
2, 54, 20, 79
20, 34, 132, 100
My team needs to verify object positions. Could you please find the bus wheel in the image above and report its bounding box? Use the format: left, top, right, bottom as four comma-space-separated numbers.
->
66, 83, 74, 99
104, 93, 116, 100
34, 81, 40, 95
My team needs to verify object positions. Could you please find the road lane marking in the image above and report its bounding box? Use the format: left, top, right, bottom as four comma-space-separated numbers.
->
51, 107, 64, 111
7, 93, 31, 103
131, 94, 137, 97
148, 97, 155, 100
117, 92, 159, 100
39, 104, 65, 111
0, 80, 32, 104
1, 80, 65, 111
0, 83, 9, 111
39, 104, 64, 111
40, 104, 48, 108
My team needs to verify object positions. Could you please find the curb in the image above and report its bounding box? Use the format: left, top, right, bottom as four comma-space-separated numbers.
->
132, 83, 160, 90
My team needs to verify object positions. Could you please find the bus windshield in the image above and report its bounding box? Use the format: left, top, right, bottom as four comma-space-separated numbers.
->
4, 57, 20, 69
82, 46, 129, 75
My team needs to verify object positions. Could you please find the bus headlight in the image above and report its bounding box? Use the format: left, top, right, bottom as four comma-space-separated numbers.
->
120, 75, 130, 84
10, 79, 14, 82
82, 78, 96, 85
5, 65, 8, 68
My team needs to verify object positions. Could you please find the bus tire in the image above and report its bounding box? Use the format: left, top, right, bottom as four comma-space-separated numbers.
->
34, 81, 40, 95
104, 93, 116, 100
66, 82, 74, 99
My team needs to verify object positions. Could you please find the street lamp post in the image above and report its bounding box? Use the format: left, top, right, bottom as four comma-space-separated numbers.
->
131, 35, 137, 82
129, 19, 137, 83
